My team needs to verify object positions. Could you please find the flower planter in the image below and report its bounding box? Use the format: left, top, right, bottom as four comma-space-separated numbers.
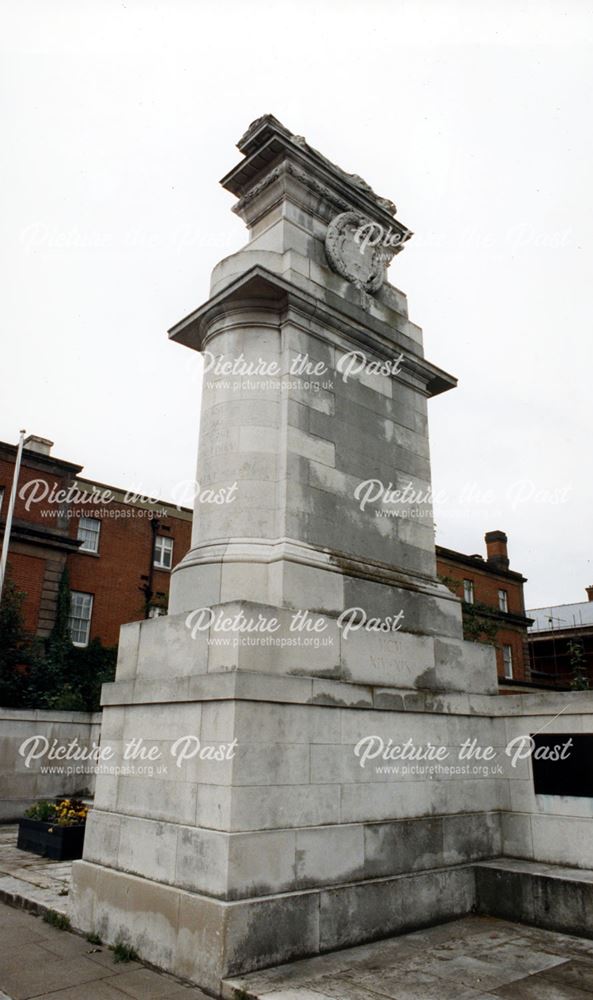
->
17, 818, 86, 861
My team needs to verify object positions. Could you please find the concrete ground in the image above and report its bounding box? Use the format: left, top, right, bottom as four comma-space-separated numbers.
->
0, 899, 210, 1000
3, 826, 593, 998
6, 908, 593, 1000
0, 826, 71, 917
223, 915, 593, 999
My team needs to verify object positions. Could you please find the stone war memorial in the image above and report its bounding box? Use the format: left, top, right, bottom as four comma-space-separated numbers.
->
70, 116, 593, 995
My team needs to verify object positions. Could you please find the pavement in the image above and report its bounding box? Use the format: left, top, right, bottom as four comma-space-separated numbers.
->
0, 900, 211, 999
223, 915, 593, 999
4, 905, 593, 1000
4, 825, 593, 998
0, 826, 71, 917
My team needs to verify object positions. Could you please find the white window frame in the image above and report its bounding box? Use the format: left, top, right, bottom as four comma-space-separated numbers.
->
463, 579, 474, 604
503, 644, 513, 679
498, 588, 508, 613
153, 535, 173, 570
69, 591, 93, 647
77, 516, 101, 554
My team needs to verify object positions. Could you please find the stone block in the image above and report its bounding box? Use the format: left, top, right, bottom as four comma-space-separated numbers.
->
175, 824, 229, 896
501, 810, 534, 859
340, 629, 436, 688
83, 809, 122, 867
442, 811, 501, 864
295, 824, 365, 888
226, 829, 297, 898
434, 637, 498, 694
228, 783, 341, 832
318, 867, 475, 951
135, 612, 209, 678
223, 890, 321, 980
116, 814, 178, 884
363, 816, 444, 878
196, 783, 232, 829
287, 426, 335, 467
174, 886, 227, 992
115, 622, 141, 680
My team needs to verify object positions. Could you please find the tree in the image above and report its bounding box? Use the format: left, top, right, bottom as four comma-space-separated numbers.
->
64, 639, 117, 711
0, 578, 35, 706
27, 568, 74, 708
568, 638, 589, 691
20, 568, 117, 711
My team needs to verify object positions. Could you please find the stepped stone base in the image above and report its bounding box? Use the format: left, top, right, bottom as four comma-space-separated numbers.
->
475, 857, 593, 938
71, 856, 593, 995
70, 858, 476, 995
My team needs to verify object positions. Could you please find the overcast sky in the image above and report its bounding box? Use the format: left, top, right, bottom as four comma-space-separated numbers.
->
1, 0, 591, 609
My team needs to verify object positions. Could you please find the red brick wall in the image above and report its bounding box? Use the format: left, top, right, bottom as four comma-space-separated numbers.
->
450, 568, 525, 617
492, 625, 527, 680
67, 503, 192, 647
437, 553, 529, 682
1, 445, 193, 648
0, 449, 78, 638
0, 456, 75, 529
5, 552, 46, 633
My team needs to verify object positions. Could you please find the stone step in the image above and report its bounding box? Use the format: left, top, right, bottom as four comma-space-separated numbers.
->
475, 857, 593, 939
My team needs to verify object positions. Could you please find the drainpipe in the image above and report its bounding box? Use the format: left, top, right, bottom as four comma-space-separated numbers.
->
140, 517, 161, 618
0, 429, 27, 604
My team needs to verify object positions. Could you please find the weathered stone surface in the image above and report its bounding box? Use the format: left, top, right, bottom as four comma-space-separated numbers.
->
68, 115, 593, 995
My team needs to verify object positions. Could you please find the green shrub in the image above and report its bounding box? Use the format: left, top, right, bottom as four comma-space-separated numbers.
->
0, 569, 116, 711
25, 798, 89, 826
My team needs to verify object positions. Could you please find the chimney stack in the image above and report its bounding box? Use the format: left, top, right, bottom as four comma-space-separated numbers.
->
485, 530, 509, 571
24, 435, 53, 456
586, 586, 593, 603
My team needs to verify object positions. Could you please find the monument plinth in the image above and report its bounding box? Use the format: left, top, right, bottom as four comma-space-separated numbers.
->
167, 114, 463, 644
70, 116, 504, 994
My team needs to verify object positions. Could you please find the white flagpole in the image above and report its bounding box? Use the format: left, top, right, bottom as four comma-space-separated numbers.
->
0, 429, 27, 604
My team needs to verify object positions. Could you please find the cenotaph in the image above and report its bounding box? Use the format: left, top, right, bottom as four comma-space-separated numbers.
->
70, 116, 593, 994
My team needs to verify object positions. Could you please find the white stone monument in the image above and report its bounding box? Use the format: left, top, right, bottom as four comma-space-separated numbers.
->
70, 116, 592, 994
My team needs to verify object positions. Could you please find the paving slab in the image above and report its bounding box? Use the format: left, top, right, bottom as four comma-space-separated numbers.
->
0, 826, 72, 917
3, 825, 593, 999
223, 916, 593, 999
0, 900, 210, 1000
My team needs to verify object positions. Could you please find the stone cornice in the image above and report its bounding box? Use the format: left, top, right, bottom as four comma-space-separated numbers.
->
221, 116, 412, 247
0, 440, 82, 478
168, 265, 456, 398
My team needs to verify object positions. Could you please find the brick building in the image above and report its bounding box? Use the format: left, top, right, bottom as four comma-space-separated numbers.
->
0, 435, 192, 648
436, 531, 534, 687
527, 588, 593, 689
1, 438, 537, 692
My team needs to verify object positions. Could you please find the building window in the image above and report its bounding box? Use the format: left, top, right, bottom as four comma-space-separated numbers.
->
77, 516, 101, 553
498, 589, 508, 612
69, 592, 93, 647
154, 535, 173, 570
0, 487, 4, 516
503, 644, 513, 679
463, 579, 474, 604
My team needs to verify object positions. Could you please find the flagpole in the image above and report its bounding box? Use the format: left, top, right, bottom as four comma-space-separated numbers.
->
0, 429, 27, 604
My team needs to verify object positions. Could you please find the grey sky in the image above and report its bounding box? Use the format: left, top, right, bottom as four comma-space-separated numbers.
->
1, 0, 591, 608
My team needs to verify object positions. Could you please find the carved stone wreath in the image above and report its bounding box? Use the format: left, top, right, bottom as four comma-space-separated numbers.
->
325, 211, 388, 295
